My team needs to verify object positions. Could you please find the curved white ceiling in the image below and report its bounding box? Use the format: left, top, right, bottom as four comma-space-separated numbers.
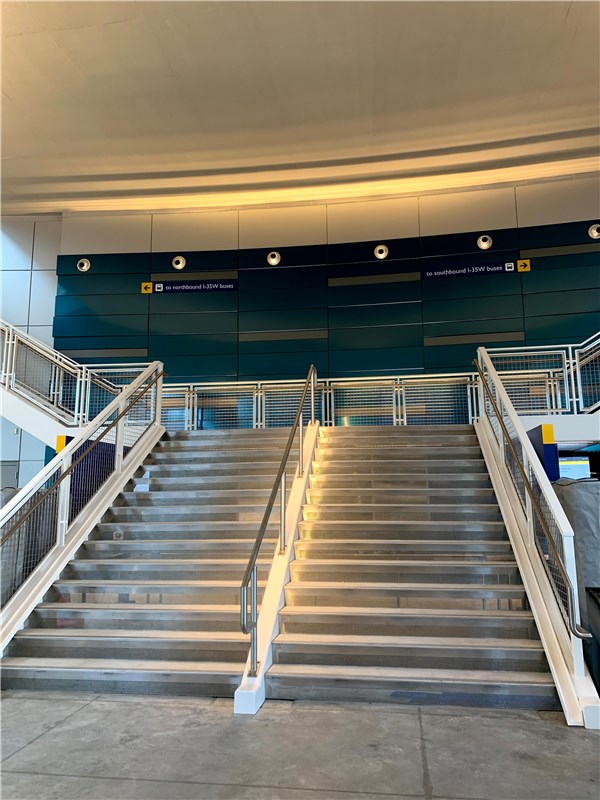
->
2, 1, 599, 213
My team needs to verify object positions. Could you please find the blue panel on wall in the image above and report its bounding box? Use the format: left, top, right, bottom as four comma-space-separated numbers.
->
239, 265, 326, 290
330, 324, 423, 350
329, 281, 421, 306
55, 295, 149, 317
57, 253, 150, 276
148, 292, 237, 313
150, 312, 237, 335
239, 308, 327, 333
239, 287, 327, 312
329, 347, 423, 374
57, 274, 146, 296
238, 351, 328, 378
53, 315, 148, 338
149, 333, 238, 356
329, 303, 422, 329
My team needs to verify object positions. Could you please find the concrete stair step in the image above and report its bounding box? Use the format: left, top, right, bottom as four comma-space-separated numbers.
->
278, 606, 540, 639
285, 581, 527, 610
294, 540, 512, 558
92, 521, 279, 540
312, 459, 488, 475
298, 519, 506, 540
107, 505, 276, 522
272, 632, 548, 672
82, 539, 278, 558
289, 559, 521, 585
265, 663, 560, 709
306, 487, 496, 504
49, 579, 266, 605
309, 474, 492, 490
0, 658, 245, 697
117, 488, 289, 506
315, 446, 482, 460
302, 503, 502, 522
32, 603, 243, 631
66, 559, 271, 581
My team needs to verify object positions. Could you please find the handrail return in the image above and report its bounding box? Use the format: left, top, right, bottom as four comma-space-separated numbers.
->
240, 365, 317, 676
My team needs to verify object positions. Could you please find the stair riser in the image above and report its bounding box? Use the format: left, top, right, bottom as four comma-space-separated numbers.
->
285, 588, 527, 611
107, 509, 274, 523
294, 543, 512, 558
316, 448, 481, 460
319, 434, 478, 446
131, 476, 293, 491
149, 452, 292, 464
289, 566, 522, 585
9, 639, 249, 663
82, 542, 277, 558
307, 490, 496, 505
310, 476, 492, 490
265, 676, 560, 710
312, 462, 488, 475
116, 492, 288, 507
30, 610, 241, 632
298, 523, 506, 542
143, 464, 296, 478
302, 508, 502, 522
280, 616, 540, 640
272, 644, 548, 673
92, 523, 277, 541
64, 565, 270, 581
47, 586, 262, 605
0, 672, 240, 698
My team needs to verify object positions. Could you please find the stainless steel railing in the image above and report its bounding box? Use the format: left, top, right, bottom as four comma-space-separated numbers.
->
474, 355, 590, 641
0, 363, 164, 607
0, 319, 149, 425
240, 365, 317, 676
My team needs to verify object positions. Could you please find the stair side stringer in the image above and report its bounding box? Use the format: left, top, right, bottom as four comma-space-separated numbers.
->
475, 417, 600, 729
234, 421, 320, 715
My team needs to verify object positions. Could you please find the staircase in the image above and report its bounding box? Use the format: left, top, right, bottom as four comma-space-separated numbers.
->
1, 428, 295, 697
266, 425, 561, 710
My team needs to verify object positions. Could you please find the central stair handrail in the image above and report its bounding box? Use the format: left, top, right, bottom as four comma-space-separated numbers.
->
473, 354, 590, 641
240, 364, 317, 676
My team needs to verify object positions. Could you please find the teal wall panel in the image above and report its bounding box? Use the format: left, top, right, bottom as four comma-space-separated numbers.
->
53, 315, 147, 338
55, 294, 149, 317
149, 312, 237, 335
239, 287, 327, 312
330, 324, 422, 351
329, 347, 423, 374
329, 303, 421, 329
239, 308, 327, 333
523, 289, 600, 317
52, 221, 598, 381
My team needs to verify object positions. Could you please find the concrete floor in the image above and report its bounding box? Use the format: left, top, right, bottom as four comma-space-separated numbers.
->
1, 691, 598, 800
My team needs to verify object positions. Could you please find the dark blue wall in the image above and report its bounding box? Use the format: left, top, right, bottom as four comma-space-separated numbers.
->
54, 219, 600, 381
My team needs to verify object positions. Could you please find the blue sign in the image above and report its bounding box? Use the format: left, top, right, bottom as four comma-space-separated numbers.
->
422, 262, 516, 280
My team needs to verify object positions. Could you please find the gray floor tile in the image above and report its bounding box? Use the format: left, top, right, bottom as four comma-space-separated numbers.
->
1, 697, 92, 760
421, 711, 600, 800
2, 698, 425, 796
1, 771, 421, 799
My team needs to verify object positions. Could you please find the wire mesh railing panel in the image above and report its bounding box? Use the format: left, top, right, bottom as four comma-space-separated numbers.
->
402, 379, 471, 425
195, 388, 256, 429
161, 388, 190, 431
12, 341, 81, 419
330, 381, 395, 426
0, 472, 60, 605
576, 338, 600, 412
0, 364, 162, 609
263, 383, 323, 428
488, 350, 569, 412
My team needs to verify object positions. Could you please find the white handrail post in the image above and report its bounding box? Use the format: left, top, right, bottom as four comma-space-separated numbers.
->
522, 452, 535, 547
56, 452, 72, 548
154, 370, 163, 427
279, 472, 286, 553
310, 370, 316, 423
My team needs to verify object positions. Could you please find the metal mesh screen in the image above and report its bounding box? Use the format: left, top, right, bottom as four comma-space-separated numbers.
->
263, 383, 322, 428
195, 387, 255, 429
403, 378, 471, 425
12, 340, 81, 420
330, 381, 395, 426
576, 338, 600, 412
0, 366, 161, 608
488, 350, 569, 412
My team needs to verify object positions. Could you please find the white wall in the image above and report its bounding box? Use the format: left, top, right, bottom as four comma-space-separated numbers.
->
1, 216, 61, 486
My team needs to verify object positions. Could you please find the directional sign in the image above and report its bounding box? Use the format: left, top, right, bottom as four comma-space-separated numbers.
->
141, 282, 153, 294
152, 280, 238, 293
517, 259, 531, 272
422, 262, 517, 280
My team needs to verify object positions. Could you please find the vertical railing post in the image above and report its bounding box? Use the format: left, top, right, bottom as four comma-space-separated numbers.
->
154, 370, 163, 427
298, 412, 304, 475
310, 370, 315, 424
56, 452, 72, 547
114, 399, 127, 473
279, 472, 286, 553
523, 454, 535, 547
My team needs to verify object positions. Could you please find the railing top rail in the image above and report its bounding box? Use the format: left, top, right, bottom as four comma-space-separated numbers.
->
0, 318, 82, 371
474, 351, 589, 640
0, 361, 164, 529
240, 364, 316, 621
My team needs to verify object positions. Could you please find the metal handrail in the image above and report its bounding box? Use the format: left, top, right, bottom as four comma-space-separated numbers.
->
0, 369, 164, 547
473, 359, 590, 640
240, 364, 317, 675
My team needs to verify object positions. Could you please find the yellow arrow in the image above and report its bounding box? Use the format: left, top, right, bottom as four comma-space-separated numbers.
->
517, 259, 531, 272
141, 282, 153, 293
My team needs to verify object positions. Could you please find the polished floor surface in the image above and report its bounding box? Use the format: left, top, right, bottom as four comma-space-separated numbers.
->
1, 690, 598, 800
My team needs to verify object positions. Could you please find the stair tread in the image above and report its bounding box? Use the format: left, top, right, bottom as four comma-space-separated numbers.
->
279, 605, 534, 618
290, 558, 516, 567
1, 657, 244, 674
54, 579, 266, 587
71, 558, 272, 566
38, 603, 240, 612
274, 633, 543, 649
268, 663, 555, 685
287, 580, 523, 591
17, 629, 249, 642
